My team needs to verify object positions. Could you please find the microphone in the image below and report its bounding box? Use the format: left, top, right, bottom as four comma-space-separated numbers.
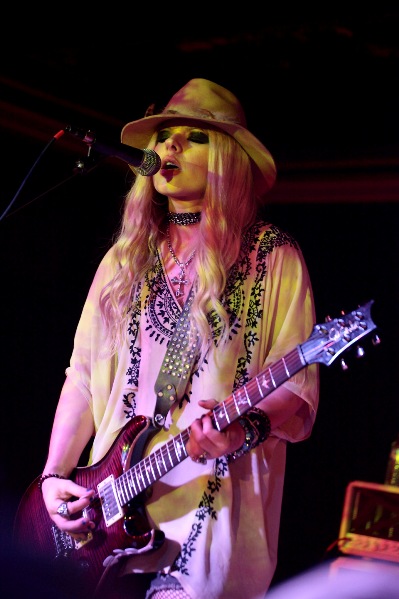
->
65, 125, 161, 176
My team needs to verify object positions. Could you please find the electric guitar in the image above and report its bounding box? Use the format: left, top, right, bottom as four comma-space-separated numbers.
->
13, 300, 378, 591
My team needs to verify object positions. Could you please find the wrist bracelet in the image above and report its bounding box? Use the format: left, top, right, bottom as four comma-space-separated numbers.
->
227, 408, 271, 463
246, 407, 271, 444
227, 417, 257, 463
38, 473, 66, 492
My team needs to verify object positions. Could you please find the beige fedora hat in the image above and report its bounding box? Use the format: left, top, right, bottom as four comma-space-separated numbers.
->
121, 78, 276, 198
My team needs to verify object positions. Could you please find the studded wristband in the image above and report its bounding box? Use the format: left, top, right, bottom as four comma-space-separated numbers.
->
227, 417, 257, 463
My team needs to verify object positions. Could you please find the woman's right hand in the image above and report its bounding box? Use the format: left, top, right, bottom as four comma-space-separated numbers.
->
41, 477, 96, 542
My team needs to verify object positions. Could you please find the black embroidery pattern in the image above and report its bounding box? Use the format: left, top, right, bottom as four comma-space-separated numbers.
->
173, 457, 228, 575
125, 255, 181, 419
145, 252, 181, 343
122, 391, 137, 419
173, 221, 299, 576
126, 282, 143, 390
231, 222, 299, 393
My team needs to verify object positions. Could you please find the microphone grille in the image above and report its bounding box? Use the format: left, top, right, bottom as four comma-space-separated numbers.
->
137, 149, 161, 176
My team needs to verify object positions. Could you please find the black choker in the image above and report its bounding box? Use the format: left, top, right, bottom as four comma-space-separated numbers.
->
167, 212, 202, 226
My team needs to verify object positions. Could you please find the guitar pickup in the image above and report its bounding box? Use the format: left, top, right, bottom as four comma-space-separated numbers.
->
75, 530, 93, 549
98, 475, 124, 527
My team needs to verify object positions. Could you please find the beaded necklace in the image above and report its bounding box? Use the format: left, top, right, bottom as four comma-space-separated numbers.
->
166, 225, 196, 298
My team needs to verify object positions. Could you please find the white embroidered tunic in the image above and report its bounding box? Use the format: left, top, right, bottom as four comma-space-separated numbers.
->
65, 221, 319, 599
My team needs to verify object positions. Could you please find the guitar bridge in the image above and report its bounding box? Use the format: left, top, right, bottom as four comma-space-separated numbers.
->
52, 523, 93, 555
98, 474, 124, 526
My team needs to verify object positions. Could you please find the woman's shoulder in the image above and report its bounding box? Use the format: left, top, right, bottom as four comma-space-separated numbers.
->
247, 219, 300, 250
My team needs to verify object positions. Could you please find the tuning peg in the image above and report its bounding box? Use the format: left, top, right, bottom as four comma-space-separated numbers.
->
325, 315, 332, 322
356, 346, 365, 358
341, 359, 349, 371
372, 334, 381, 346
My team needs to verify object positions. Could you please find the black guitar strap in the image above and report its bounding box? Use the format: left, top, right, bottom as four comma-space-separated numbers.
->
153, 288, 201, 429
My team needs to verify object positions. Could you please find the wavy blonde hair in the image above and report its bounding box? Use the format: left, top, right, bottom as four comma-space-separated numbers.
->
100, 128, 260, 357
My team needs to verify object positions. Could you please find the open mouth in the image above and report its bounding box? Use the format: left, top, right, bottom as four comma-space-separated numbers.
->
162, 161, 179, 170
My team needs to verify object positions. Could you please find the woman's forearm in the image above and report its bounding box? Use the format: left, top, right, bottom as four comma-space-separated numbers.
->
42, 377, 94, 477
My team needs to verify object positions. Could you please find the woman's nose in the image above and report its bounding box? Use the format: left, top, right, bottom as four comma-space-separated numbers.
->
164, 134, 182, 151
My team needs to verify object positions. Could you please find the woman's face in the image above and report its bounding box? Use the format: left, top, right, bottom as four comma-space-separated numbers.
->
152, 124, 209, 203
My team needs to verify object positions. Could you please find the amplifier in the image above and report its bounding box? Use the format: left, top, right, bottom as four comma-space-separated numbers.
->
338, 480, 399, 563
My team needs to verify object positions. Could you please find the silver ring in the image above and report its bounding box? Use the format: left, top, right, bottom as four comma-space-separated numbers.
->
56, 501, 70, 519
198, 452, 208, 464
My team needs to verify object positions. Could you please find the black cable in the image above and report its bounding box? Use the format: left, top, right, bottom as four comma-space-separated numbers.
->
0, 130, 66, 222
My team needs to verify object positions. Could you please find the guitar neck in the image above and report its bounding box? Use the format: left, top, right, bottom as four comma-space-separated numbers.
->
211, 346, 304, 432
115, 346, 304, 507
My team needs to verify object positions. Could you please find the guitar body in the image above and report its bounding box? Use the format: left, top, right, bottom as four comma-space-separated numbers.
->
13, 415, 164, 593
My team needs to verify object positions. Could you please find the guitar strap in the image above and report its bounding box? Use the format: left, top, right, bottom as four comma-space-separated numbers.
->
153, 287, 201, 429
93, 294, 201, 593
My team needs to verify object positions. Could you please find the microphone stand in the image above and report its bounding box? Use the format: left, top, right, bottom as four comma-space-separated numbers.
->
0, 129, 106, 222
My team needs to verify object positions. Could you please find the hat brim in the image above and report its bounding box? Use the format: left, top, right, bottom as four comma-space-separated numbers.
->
121, 114, 276, 198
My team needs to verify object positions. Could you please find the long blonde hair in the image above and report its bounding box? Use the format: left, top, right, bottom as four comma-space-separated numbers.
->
100, 128, 259, 357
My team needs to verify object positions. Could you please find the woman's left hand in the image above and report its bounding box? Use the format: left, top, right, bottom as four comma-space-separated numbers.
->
187, 399, 245, 463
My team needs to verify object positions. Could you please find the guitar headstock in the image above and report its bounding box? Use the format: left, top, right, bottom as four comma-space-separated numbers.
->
302, 300, 379, 367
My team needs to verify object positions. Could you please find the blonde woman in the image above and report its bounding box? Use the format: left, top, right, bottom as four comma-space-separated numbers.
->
38, 79, 319, 598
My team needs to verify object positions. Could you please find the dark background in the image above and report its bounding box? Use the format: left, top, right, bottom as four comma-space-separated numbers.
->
1, 4, 398, 589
